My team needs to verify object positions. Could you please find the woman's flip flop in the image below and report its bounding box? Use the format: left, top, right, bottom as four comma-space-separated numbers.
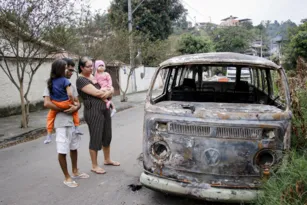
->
71, 172, 90, 179
91, 168, 106, 174
63, 180, 79, 188
104, 161, 120, 166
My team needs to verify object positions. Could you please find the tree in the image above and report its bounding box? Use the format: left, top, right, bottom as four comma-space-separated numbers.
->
212, 26, 254, 53
240, 21, 253, 30
252, 23, 271, 57
109, 0, 187, 41
44, 25, 81, 54
172, 14, 190, 34
282, 22, 307, 69
264, 20, 297, 40
0, 0, 78, 128
91, 29, 175, 101
177, 34, 215, 54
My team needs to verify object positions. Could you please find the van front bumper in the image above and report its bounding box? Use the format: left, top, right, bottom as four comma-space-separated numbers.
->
140, 172, 260, 203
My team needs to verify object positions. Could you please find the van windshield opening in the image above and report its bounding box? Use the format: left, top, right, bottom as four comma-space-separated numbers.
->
150, 65, 287, 109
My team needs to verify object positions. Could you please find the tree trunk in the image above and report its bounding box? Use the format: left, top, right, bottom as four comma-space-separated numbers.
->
25, 96, 30, 126
120, 69, 134, 102
19, 83, 28, 128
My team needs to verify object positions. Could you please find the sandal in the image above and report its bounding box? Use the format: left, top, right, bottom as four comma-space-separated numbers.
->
104, 161, 120, 166
91, 168, 106, 174
72, 172, 90, 179
63, 180, 78, 188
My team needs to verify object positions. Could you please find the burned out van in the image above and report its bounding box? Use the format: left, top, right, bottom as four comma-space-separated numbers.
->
140, 52, 292, 203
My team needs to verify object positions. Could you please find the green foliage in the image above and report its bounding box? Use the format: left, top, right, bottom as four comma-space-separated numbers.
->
89, 29, 175, 67
241, 21, 253, 30
251, 24, 271, 57
43, 25, 80, 52
290, 84, 307, 149
139, 38, 176, 66
212, 26, 254, 53
173, 15, 189, 30
109, 0, 186, 41
282, 22, 307, 69
255, 151, 307, 205
0, 0, 78, 128
93, 29, 130, 62
177, 34, 215, 54
265, 20, 297, 40
256, 67, 307, 205
291, 24, 307, 59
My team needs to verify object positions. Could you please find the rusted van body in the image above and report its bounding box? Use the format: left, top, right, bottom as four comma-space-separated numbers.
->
140, 53, 292, 203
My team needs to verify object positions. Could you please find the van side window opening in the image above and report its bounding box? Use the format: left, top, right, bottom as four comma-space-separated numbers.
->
261, 69, 269, 94
167, 68, 176, 91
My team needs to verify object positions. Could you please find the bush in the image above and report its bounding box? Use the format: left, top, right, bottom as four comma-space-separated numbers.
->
288, 57, 307, 149
255, 151, 307, 205
177, 34, 215, 54
291, 89, 307, 149
255, 58, 307, 205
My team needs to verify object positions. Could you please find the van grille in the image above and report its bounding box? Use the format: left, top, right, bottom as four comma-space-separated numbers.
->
169, 123, 210, 136
216, 127, 262, 139
168, 123, 262, 139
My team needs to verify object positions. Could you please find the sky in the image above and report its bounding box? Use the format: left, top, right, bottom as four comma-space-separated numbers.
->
89, 0, 307, 26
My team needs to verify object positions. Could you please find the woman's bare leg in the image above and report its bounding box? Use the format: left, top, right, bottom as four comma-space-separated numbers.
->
90, 149, 106, 173
103, 146, 120, 166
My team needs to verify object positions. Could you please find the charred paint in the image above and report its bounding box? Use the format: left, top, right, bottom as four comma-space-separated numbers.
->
141, 52, 292, 202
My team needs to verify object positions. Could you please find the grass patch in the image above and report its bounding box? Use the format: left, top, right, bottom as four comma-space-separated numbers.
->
255, 151, 307, 205
256, 59, 307, 205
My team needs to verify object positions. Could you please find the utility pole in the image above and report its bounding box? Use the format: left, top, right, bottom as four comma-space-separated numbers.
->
128, 0, 133, 49
127, 0, 145, 92
260, 33, 263, 57
128, 0, 135, 92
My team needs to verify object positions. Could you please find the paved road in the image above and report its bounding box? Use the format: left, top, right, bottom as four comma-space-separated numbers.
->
0, 105, 233, 205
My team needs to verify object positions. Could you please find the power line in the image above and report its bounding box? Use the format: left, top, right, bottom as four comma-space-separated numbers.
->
186, 13, 196, 24
180, 0, 207, 20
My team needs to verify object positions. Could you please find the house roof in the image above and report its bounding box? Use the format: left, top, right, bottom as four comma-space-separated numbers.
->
159, 52, 280, 69
239, 18, 252, 22
221, 16, 238, 21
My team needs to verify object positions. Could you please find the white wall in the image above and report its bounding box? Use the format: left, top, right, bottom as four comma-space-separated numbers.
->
118, 65, 134, 94
119, 65, 160, 94
0, 59, 78, 108
0, 61, 159, 110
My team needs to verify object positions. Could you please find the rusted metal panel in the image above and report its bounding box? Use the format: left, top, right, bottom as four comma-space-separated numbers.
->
159, 52, 280, 69
141, 52, 292, 202
140, 172, 259, 203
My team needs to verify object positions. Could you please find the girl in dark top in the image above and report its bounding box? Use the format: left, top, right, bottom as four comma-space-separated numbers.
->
44, 59, 82, 144
76, 56, 120, 174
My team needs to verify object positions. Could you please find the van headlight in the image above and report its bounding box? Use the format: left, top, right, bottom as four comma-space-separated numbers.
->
151, 141, 170, 160
255, 149, 276, 167
263, 128, 278, 139
155, 122, 168, 132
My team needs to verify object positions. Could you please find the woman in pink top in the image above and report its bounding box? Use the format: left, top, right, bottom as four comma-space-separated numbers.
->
94, 60, 117, 117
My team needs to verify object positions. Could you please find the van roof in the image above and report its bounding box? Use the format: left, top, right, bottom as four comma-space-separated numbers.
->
160, 52, 280, 69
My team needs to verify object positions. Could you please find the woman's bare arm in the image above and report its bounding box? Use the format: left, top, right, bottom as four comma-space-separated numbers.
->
81, 83, 111, 99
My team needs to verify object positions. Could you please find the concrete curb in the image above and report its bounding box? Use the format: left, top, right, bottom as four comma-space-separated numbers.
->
0, 105, 134, 149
